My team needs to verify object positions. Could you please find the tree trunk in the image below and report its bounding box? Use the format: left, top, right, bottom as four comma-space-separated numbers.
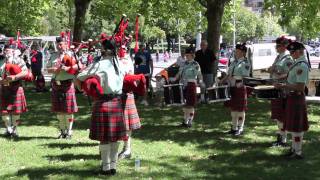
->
206, 0, 230, 76
73, 0, 92, 43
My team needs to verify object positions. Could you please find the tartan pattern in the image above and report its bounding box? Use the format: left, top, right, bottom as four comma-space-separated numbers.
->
123, 93, 141, 130
51, 80, 78, 113
89, 96, 128, 142
184, 82, 197, 107
270, 98, 285, 122
284, 93, 309, 132
0, 82, 27, 114
224, 86, 247, 111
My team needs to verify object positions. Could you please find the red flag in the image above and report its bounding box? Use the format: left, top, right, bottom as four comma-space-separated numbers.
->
134, 15, 140, 53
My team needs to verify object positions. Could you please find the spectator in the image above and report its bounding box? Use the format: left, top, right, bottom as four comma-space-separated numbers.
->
194, 40, 217, 88
134, 44, 154, 106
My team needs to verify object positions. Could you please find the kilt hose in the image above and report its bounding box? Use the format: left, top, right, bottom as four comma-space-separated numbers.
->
284, 92, 309, 132
89, 95, 128, 143
224, 86, 247, 112
184, 82, 197, 107
123, 93, 141, 131
0, 81, 27, 114
271, 98, 285, 122
51, 80, 78, 113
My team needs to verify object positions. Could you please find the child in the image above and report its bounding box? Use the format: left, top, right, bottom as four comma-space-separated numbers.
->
173, 48, 203, 127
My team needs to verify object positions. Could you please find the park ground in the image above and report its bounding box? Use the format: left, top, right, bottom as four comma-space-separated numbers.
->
0, 90, 320, 180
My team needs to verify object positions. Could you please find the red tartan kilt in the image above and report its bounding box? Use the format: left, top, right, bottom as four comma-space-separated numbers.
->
89, 97, 128, 142
0, 84, 27, 114
184, 82, 197, 107
284, 93, 309, 132
51, 80, 78, 113
270, 98, 285, 121
224, 86, 247, 111
123, 93, 141, 131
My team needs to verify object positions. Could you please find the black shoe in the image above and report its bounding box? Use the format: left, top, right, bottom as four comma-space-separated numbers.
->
227, 129, 237, 135
118, 151, 131, 159
57, 130, 65, 139
4, 131, 12, 137
187, 123, 192, 128
65, 134, 72, 139
100, 170, 111, 175
179, 122, 188, 127
282, 150, 295, 157
110, 169, 116, 175
234, 130, 244, 136
11, 132, 19, 138
286, 153, 304, 160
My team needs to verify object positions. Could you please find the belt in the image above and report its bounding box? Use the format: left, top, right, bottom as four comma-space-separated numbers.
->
187, 79, 197, 83
288, 91, 304, 96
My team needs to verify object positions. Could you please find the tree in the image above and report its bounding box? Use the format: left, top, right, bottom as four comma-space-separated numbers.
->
265, 0, 320, 40
199, 0, 231, 54
73, 0, 92, 42
0, 0, 50, 36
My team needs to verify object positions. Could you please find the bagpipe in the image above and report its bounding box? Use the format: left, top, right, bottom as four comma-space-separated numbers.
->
80, 14, 146, 98
3, 63, 34, 82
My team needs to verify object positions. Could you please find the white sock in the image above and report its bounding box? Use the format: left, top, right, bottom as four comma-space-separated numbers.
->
292, 132, 304, 155
57, 114, 66, 131
110, 142, 120, 169
65, 114, 74, 135
12, 115, 20, 127
183, 108, 188, 124
99, 144, 111, 171
2, 115, 12, 133
237, 112, 245, 132
231, 111, 238, 130
276, 121, 287, 143
188, 108, 195, 125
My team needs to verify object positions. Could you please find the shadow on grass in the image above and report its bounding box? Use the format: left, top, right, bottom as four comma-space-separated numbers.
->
44, 153, 100, 162
42, 142, 99, 149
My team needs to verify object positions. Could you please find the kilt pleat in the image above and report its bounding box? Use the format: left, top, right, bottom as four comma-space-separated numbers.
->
184, 82, 197, 107
224, 86, 247, 111
89, 96, 128, 142
51, 80, 78, 113
270, 98, 285, 121
123, 93, 141, 131
0, 83, 27, 114
284, 93, 309, 132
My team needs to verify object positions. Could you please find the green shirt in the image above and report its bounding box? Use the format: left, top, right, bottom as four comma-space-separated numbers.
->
177, 60, 202, 85
287, 55, 309, 85
77, 58, 125, 94
227, 57, 250, 78
47, 52, 75, 81
271, 52, 293, 79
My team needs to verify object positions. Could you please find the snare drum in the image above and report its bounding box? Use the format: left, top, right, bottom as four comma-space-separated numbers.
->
254, 85, 281, 99
206, 85, 231, 103
163, 84, 184, 105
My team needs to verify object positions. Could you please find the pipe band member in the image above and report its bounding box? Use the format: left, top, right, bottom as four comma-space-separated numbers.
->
221, 43, 251, 136
275, 41, 309, 159
173, 47, 203, 128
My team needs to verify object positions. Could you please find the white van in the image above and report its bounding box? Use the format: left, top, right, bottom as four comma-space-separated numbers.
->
247, 43, 277, 70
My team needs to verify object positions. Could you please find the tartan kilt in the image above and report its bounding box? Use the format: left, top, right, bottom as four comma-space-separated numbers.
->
51, 80, 78, 113
270, 98, 285, 122
0, 82, 27, 114
284, 93, 309, 132
123, 93, 141, 131
89, 96, 128, 142
184, 82, 197, 107
224, 86, 247, 111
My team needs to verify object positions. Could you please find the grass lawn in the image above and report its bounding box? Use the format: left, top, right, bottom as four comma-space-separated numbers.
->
0, 90, 320, 180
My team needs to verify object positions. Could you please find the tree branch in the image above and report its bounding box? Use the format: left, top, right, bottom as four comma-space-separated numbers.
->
198, 0, 207, 8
